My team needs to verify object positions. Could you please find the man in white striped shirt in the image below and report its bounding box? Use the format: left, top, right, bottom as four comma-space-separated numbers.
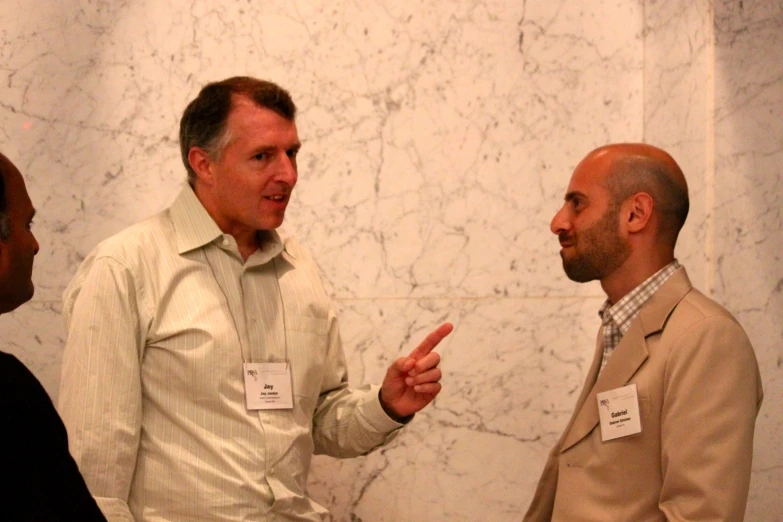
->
59, 77, 452, 522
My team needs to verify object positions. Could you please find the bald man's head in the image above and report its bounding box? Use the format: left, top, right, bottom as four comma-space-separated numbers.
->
594, 144, 689, 247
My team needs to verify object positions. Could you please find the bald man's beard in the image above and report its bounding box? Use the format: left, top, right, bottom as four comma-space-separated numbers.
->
560, 208, 631, 283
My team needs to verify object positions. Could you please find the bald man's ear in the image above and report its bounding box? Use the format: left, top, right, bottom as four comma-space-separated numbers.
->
187, 147, 215, 186
622, 192, 654, 233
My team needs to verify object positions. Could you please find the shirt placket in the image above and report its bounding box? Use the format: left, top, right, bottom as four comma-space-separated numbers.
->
244, 257, 293, 513
600, 316, 619, 373
208, 241, 252, 362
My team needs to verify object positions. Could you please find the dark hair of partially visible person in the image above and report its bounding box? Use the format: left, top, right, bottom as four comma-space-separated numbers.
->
179, 77, 297, 184
0, 159, 11, 240
604, 155, 690, 247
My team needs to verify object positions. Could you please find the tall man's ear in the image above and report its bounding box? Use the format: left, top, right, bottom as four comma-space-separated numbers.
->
187, 147, 215, 186
624, 192, 654, 233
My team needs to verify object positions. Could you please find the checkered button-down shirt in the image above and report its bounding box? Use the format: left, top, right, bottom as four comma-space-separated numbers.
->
597, 260, 680, 373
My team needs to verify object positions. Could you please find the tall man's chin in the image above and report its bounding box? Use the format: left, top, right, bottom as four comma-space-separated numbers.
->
271, 210, 287, 228
259, 217, 285, 231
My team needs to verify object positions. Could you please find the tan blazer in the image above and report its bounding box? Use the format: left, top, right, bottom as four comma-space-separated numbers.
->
524, 267, 763, 522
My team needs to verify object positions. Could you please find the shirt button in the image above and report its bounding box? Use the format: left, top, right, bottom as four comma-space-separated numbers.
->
222, 237, 229, 246
269, 467, 276, 474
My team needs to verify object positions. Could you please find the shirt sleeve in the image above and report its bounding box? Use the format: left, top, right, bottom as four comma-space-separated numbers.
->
310, 306, 404, 458
658, 315, 763, 521
59, 255, 148, 522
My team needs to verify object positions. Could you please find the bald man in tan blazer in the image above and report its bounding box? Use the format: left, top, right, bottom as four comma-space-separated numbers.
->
524, 144, 763, 521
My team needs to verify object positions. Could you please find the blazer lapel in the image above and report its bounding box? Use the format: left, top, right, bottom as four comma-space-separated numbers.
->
559, 266, 693, 453
560, 321, 649, 452
553, 328, 605, 451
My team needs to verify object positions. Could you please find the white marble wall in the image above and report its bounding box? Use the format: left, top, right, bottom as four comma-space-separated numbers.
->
711, 2, 783, 519
643, 0, 712, 285
0, 0, 780, 520
644, 1, 783, 519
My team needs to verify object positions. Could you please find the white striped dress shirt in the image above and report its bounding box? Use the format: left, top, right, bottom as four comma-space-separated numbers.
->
59, 185, 403, 522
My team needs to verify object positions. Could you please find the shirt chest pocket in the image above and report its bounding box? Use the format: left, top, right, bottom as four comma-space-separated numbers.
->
284, 315, 329, 399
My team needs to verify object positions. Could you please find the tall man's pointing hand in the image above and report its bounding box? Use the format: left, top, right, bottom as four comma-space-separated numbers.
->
380, 322, 454, 420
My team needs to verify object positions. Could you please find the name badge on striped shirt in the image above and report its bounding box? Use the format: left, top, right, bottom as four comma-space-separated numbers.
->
243, 362, 294, 410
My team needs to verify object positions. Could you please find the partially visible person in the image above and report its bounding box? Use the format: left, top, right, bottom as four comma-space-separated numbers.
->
524, 143, 763, 521
0, 152, 106, 521
59, 77, 452, 521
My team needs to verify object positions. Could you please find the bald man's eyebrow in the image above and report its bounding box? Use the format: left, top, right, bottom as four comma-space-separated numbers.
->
564, 191, 587, 202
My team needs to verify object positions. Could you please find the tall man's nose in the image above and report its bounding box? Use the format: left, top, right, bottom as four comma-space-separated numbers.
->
276, 153, 298, 187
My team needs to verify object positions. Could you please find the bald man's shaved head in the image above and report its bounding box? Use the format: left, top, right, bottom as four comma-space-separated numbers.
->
592, 143, 689, 246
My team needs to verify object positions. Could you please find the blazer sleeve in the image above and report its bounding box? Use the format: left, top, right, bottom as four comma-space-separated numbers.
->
658, 314, 762, 521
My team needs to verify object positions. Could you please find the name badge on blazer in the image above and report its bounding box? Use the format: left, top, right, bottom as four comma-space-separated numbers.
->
597, 384, 642, 442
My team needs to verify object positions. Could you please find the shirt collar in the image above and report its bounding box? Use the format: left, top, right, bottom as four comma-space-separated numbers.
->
169, 183, 291, 262
170, 184, 223, 254
598, 259, 681, 333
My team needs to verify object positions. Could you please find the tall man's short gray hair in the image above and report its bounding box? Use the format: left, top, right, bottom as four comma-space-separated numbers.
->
179, 77, 297, 185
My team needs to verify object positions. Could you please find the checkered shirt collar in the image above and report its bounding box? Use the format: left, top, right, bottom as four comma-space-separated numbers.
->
598, 260, 681, 333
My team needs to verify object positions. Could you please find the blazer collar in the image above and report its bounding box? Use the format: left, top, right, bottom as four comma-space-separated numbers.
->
560, 267, 693, 452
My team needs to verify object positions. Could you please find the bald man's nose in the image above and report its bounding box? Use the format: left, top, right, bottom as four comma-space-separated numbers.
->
550, 206, 568, 235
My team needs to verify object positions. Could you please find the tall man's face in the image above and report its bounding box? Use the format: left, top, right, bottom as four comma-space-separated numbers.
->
0, 154, 39, 313
196, 96, 301, 237
550, 152, 630, 283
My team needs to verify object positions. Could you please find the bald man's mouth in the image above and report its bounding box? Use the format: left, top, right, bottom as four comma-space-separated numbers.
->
558, 234, 574, 248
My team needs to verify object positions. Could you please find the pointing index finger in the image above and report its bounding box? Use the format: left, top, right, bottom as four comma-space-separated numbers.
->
408, 322, 454, 360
